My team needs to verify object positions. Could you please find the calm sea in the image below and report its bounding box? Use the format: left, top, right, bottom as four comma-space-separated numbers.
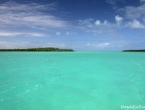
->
0, 52, 145, 110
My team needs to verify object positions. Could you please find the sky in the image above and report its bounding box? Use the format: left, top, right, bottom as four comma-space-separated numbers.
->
0, 0, 145, 51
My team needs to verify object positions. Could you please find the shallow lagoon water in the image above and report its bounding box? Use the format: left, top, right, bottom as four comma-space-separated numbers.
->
0, 52, 145, 110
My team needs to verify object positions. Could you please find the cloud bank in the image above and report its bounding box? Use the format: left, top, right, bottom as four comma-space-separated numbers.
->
0, 2, 68, 28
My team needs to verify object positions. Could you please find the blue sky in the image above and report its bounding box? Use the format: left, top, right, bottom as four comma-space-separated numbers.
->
0, 0, 145, 51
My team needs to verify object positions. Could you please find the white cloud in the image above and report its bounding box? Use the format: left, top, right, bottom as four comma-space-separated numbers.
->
115, 15, 123, 26
126, 19, 145, 28
106, 0, 125, 9
0, 31, 47, 37
78, 15, 145, 38
0, 2, 68, 29
78, 19, 110, 31
78, 18, 94, 25
97, 43, 110, 48
94, 20, 109, 26
0, 41, 38, 49
118, 4, 145, 19
65, 31, 77, 35
140, 0, 145, 3
0, 2, 56, 12
56, 32, 61, 35
95, 20, 101, 25
0, 32, 21, 37
25, 33, 47, 37
78, 18, 94, 28
103, 20, 108, 25
78, 18, 120, 37
106, 0, 116, 5
87, 43, 90, 46
46, 43, 65, 48
66, 32, 70, 35
0, 41, 66, 49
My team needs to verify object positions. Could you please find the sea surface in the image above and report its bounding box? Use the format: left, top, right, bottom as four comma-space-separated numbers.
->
0, 52, 145, 110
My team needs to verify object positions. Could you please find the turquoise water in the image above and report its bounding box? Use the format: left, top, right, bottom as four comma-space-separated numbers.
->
0, 52, 145, 110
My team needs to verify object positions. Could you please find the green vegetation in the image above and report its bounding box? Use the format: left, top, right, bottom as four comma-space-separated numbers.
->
0, 47, 74, 52
122, 49, 145, 52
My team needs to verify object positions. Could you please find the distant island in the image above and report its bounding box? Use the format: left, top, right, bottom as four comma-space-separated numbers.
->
122, 49, 145, 52
0, 47, 74, 52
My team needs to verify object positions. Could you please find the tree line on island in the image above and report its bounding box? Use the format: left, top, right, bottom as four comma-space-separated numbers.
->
122, 49, 145, 52
0, 47, 74, 52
